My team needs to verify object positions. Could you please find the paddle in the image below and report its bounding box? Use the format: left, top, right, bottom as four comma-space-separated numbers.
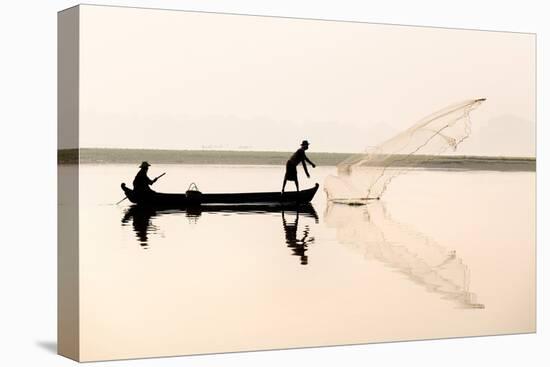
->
115, 196, 128, 205
115, 173, 166, 205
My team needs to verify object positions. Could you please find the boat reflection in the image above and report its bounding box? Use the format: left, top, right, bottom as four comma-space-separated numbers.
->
121, 204, 318, 265
324, 201, 484, 309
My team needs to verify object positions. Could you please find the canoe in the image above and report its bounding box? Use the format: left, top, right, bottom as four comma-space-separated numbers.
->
120, 182, 319, 208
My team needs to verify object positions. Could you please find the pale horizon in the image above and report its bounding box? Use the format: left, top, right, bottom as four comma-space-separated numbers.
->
76, 5, 535, 157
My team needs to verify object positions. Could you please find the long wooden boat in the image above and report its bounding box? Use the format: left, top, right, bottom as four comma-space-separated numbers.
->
120, 182, 319, 207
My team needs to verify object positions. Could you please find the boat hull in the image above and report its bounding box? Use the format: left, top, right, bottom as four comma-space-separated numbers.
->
121, 183, 319, 208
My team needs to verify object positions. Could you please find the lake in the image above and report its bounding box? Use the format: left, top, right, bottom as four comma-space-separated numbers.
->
69, 164, 535, 361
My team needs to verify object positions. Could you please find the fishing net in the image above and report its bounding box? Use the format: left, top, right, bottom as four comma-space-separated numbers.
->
324, 99, 486, 203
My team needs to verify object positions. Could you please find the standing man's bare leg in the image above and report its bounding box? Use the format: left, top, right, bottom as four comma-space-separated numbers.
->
282, 179, 287, 193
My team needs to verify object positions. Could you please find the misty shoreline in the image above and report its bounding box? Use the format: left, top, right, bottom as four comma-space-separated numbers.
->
58, 148, 536, 172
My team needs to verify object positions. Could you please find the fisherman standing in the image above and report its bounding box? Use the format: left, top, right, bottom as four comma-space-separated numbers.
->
282, 140, 316, 193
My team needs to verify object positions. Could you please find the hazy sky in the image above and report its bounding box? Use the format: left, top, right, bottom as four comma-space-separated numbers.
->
78, 5, 535, 156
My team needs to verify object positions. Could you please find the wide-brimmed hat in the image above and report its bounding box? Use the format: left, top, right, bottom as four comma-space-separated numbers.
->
301, 140, 310, 147
139, 161, 151, 168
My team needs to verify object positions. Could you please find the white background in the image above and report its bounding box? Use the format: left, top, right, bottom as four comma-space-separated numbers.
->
0, 0, 547, 366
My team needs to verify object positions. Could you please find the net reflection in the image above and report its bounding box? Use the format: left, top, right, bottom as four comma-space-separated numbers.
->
324, 202, 484, 309
121, 204, 319, 265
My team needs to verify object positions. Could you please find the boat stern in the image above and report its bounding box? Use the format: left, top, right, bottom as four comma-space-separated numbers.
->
120, 183, 138, 204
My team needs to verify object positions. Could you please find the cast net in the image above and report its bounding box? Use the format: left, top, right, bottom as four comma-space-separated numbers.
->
324, 98, 486, 203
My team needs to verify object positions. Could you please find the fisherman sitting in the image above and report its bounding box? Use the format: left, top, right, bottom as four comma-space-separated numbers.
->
133, 161, 159, 195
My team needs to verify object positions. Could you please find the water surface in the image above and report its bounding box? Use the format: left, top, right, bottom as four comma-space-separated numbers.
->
71, 164, 535, 360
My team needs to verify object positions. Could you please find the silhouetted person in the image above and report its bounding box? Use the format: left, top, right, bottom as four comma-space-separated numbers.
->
282, 140, 316, 193
133, 161, 158, 195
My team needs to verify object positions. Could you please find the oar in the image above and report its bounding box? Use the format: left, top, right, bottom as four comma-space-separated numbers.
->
115, 196, 128, 205
115, 173, 166, 205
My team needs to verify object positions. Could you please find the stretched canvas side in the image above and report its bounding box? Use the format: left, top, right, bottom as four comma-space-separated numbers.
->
57, 5, 80, 362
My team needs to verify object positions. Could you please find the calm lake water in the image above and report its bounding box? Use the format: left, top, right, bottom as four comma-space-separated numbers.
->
71, 164, 535, 361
